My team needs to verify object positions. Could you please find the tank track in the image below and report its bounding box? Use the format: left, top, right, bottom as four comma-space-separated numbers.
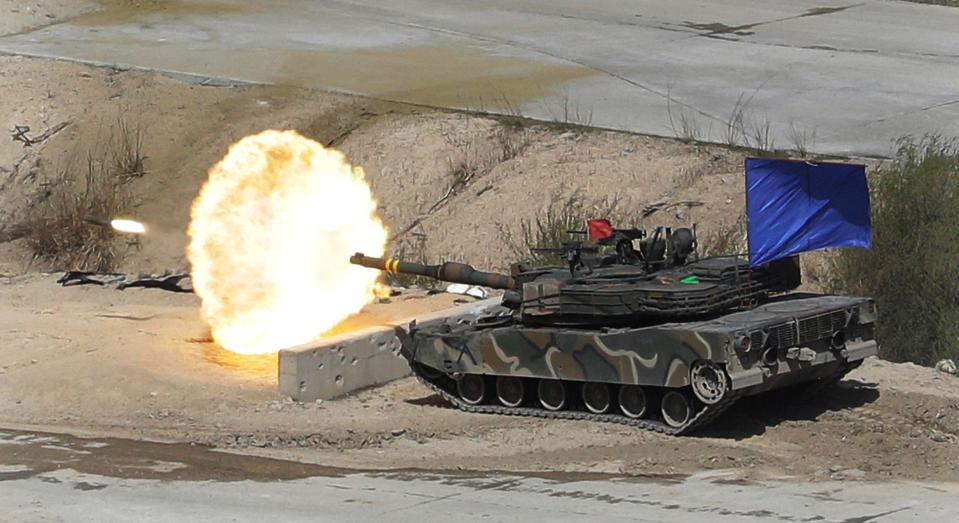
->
792, 359, 863, 398
411, 369, 742, 436
410, 358, 862, 435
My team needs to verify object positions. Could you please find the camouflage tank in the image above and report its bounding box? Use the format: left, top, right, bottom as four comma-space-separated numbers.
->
350, 227, 877, 434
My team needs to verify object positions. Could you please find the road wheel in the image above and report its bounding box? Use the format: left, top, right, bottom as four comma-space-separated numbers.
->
690, 361, 728, 405
661, 390, 692, 428
457, 374, 485, 405
496, 376, 525, 407
582, 382, 611, 414
537, 379, 566, 411
618, 385, 647, 418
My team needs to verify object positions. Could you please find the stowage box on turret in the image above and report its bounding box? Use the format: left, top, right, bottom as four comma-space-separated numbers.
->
350, 225, 877, 435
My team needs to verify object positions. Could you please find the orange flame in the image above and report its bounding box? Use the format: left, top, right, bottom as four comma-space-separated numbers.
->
187, 130, 388, 355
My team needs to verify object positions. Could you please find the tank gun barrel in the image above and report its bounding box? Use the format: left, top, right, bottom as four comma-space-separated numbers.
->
350, 253, 515, 290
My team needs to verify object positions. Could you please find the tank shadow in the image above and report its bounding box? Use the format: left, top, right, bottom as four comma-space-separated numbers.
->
694, 380, 880, 440
405, 394, 454, 408
402, 380, 880, 439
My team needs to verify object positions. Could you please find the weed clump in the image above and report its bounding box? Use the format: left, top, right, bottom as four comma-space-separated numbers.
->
827, 135, 959, 365
502, 192, 627, 267
385, 235, 437, 289
698, 217, 747, 258
25, 156, 137, 271
22, 119, 146, 272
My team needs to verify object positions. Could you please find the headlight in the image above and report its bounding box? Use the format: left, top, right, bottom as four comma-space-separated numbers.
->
858, 300, 878, 324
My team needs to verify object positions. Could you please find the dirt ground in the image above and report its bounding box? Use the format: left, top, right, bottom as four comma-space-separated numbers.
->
1, 5, 957, 487
1, 275, 957, 484
0, 1, 94, 36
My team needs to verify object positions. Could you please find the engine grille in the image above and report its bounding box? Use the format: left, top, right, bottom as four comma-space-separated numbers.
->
753, 309, 849, 350
800, 310, 848, 342
767, 323, 796, 348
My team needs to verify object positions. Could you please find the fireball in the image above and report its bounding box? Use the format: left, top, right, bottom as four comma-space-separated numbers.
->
187, 130, 388, 355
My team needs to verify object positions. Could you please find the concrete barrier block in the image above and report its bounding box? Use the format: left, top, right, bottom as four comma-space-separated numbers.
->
278, 298, 501, 401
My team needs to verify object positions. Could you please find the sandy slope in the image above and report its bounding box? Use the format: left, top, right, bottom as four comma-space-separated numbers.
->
0, 55, 752, 275
0, 1, 96, 36
0, 1, 185, 37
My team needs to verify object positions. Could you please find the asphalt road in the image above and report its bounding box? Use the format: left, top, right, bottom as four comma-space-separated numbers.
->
1, 0, 958, 156
2, 429, 959, 522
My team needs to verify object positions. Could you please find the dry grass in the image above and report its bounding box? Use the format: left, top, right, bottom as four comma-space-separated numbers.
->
545, 89, 594, 128
385, 234, 437, 289
746, 115, 775, 153
786, 121, 816, 158
429, 122, 529, 215
698, 216, 747, 258
666, 89, 780, 156
501, 192, 627, 266
494, 126, 530, 162
112, 117, 147, 181
723, 94, 749, 147
666, 88, 710, 143
24, 155, 138, 271
21, 119, 145, 271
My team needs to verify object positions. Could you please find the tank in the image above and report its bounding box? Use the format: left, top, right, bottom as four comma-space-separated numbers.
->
349, 227, 878, 434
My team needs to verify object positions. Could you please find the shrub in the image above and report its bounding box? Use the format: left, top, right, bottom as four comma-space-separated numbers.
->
828, 136, 959, 365
25, 154, 137, 271
22, 119, 145, 271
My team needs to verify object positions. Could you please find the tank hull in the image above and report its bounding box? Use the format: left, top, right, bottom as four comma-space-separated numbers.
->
401, 294, 877, 434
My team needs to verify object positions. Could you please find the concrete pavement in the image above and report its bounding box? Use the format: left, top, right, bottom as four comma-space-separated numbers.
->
2, 429, 959, 522
0, 0, 957, 156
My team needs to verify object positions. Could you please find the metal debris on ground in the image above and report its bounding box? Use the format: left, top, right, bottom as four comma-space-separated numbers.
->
10, 125, 34, 147
642, 197, 704, 217
445, 283, 488, 299
57, 272, 125, 286
935, 359, 957, 376
58, 271, 193, 293
10, 122, 71, 147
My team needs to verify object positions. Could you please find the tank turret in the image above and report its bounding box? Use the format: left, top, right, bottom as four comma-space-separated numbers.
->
350, 224, 802, 327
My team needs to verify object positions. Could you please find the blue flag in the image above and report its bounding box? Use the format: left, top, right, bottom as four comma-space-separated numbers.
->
746, 158, 871, 266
